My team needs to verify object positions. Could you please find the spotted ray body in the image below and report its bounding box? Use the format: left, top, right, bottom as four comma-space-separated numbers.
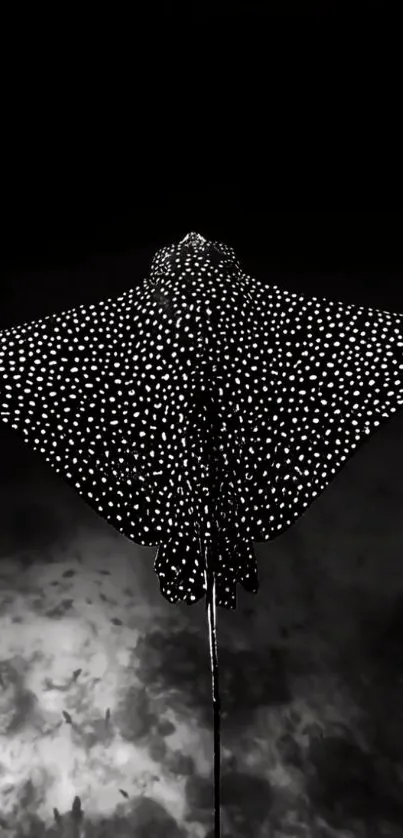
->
1, 231, 403, 835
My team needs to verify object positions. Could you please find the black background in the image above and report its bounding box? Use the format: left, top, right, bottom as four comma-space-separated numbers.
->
2, 183, 402, 321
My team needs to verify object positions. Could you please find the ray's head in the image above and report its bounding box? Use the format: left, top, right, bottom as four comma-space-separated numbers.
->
149, 231, 241, 299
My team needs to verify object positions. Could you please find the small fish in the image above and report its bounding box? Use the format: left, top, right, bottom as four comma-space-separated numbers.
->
72, 668, 82, 681
63, 710, 73, 724
53, 807, 62, 824
119, 788, 129, 799
105, 708, 110, 725
71, 796, 82, 819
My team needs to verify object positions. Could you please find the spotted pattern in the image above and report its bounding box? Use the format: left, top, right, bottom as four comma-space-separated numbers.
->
1, 231, 403, 608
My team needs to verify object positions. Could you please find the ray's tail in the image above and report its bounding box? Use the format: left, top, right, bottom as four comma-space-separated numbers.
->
204, 540, 221, 838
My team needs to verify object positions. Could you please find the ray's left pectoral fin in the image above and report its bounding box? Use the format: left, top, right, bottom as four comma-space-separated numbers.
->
0, 287, 159, 547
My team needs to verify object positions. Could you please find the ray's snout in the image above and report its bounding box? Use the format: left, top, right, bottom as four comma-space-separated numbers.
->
179, 231, 239, 269
179, 231, 207, 248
